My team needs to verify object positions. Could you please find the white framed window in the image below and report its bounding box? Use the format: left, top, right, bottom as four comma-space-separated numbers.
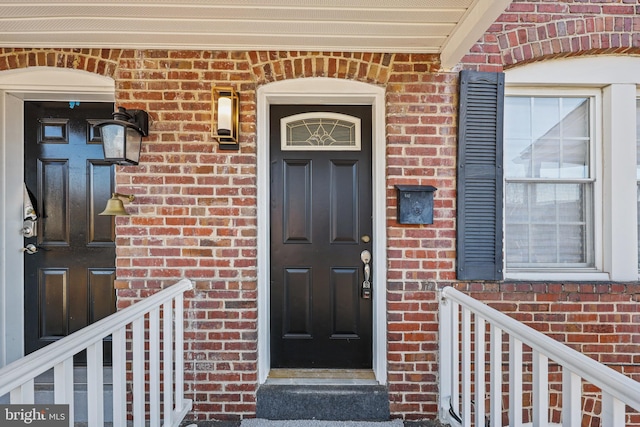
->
504, 92, 599, 271
504, 57, 640, 281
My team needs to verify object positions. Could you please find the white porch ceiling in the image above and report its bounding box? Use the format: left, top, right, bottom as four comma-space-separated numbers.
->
0, 0, 512, 69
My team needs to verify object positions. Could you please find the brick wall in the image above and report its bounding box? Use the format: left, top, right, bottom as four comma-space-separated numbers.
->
2, 0, 640, 423
460, 0, 640, 72
0, 47, 452, 421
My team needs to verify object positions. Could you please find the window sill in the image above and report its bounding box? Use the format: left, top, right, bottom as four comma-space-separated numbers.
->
504, 271, 611, 282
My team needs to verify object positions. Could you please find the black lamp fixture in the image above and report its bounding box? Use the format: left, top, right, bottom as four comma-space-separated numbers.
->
94, 107, 149, 165
212, 86, 239, 150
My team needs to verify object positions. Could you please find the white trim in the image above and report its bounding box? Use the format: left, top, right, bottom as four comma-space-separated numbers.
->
504, 88, 603, 277
0, 67, 114, 367
504, 57, 640, 282
257, 77, 387, 385
602, 84, 638, 280
440, 0, 512, 70
505, 56, 640, 86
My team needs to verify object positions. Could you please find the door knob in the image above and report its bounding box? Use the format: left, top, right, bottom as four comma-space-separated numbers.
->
360, 250, 372, 299
22, 244, 38, 255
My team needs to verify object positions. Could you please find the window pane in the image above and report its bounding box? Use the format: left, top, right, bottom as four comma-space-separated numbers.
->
505, 97, 589, 179
505, 182, 593, 268
504, 97, 531, 139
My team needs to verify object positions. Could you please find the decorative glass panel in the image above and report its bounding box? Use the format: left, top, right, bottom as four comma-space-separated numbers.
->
281, 112, 361, 151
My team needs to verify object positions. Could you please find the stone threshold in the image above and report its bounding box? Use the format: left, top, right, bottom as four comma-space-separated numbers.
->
265, 369, 378, 385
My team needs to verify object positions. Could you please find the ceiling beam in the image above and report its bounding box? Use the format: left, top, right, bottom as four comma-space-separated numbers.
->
439, 0, 512, 70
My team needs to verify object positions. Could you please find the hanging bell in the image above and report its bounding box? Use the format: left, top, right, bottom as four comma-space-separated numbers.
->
99, 193, 135, 216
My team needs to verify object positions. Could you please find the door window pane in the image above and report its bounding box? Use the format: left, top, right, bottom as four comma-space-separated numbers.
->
281, 112, 361, 151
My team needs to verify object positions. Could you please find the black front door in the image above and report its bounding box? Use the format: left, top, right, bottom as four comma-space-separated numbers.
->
24, 101, 116, 358
270, 105, 373, 368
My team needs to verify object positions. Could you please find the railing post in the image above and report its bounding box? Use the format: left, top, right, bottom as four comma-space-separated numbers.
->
10, 379, 34, 404
149, 307, 161, 427
461, 307, 471, 427
175, 292, 185, 410
112, 327, 127, 427
475, 316, 486, 427
602, 392, 625, 427
489, 325, 502, 427
438, 291, 454, 422
53, 358, 74, 426
132, 317, 145, 427
451, 301, 460, 419
163, 300, 174, 427
86, 341, 104, 427
532, 350, 549, 427
509, 336, 522, 427
562, 369, 580, 427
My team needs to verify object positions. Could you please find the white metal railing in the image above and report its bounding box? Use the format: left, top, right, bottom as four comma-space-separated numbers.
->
0, 278, 193, 427
439, 286, 640, 427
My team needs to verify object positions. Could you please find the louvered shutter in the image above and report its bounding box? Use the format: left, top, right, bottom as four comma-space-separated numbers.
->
456, 70, 504, 281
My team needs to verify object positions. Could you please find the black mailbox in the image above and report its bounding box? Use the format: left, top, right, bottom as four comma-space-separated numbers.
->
395, 185, 437, 225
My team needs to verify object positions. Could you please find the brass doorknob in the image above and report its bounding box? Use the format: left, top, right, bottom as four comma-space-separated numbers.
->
361, 235, 371, 243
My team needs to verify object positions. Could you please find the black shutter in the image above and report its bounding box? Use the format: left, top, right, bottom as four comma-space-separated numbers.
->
456, 70, 504, 281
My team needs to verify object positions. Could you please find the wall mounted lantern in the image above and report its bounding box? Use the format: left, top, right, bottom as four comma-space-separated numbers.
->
94, 107, 149, 165
212, 86, 239, 150
99, 193, 135, 216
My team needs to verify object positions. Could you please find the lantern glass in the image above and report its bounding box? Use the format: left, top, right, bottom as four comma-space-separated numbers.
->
98, 123, 143, 165
125, 127, 142, 164
218, 96, 233, 135
100, 124, 125, 159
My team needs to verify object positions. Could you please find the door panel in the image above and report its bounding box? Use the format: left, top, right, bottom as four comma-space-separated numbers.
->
283, 268, 312, 338
330, 160, 359, 243
283, 160, 312, 242
330, 267, 360, 338
24, 101, 116, 361
39, 160, 69, 244
270, 105, 373, 369
39, 269, 68, 338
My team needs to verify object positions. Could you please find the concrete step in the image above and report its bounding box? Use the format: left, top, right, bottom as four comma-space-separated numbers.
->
256, 384, 390, 421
